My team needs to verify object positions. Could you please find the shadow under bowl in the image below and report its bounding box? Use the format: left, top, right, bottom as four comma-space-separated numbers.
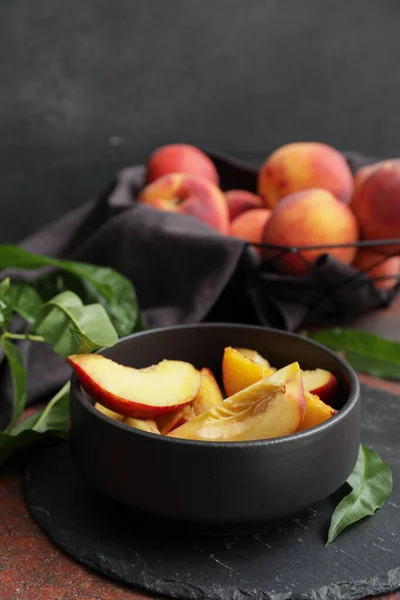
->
69, 323, 361, 533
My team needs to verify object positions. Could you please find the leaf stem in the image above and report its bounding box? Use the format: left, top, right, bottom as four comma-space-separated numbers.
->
3, 332, 45, 343
33, 381, 70, 432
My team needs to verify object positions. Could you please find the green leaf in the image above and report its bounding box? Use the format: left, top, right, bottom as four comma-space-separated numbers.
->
0, 277, 10, 296
58, 262, 142, 338
0, 245, 142, 336
2, 282, 43, 326
308, 328, 400, 380
0, 278, 10, 325
32, 381, 70, 433
33, 291, 118, 358
2, 338, 27, 433
326, 444, 392, 545
11, 411, 40, 435
0, 382, 70, 468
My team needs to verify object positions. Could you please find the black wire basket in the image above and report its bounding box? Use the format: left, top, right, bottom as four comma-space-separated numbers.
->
231, 238, 400, 331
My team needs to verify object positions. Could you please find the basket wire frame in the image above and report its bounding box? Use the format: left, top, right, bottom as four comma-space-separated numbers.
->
248, 238, 400, 324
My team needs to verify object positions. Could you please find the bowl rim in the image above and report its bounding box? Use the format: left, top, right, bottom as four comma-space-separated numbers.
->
70, 322, 360, 449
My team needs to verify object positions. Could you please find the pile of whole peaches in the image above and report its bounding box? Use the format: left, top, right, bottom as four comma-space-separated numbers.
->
68, 347, 338, 442
138, 142, 400, 287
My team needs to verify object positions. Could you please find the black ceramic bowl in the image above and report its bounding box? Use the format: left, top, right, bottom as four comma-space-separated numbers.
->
69, 323, 360, 531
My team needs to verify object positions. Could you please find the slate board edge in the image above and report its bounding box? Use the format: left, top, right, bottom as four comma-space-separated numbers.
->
23, 454, 400, 600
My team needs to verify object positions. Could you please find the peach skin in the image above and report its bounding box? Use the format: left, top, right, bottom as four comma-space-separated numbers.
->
302, 368, 339, 404
156, 367, 224, 434
67, 354, 201, 419
138, 173, 229, 234
169, 362, 305, 442
350, 160, 400, 255
351, 159, 400, 215
229, 208, 272, 252
353, 249, 400, 290
262, 189, 359, 275
146, 144, 219, 185
225, 190, 263, 221
258, 142, 353, 209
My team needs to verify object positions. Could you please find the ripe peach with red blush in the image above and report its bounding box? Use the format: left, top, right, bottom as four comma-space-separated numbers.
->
262, 189, 359, 275
138, 173, 229, 234
229, 208, 271, 252
225, 190, 263, 221
258, 142, 353, 209
146, 144, 219, 186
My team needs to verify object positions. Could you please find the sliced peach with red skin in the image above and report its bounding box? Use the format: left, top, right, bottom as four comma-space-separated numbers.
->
302, 369, 339, 404
157, 367, 224, 434
235, 347, 274, 369
67, 354, 201, 419
297, 392, 337, 432
222, 346, 275, 397
169, 362, 305, 442
94, 403, 124, 422
124, 417, 160, 434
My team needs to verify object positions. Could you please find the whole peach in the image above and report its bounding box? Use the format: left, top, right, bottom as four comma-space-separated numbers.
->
138, 173, 229, 234
225, 190, 263, 221
146, 144, 219, 186
351, 159, 400, 216
258, 142, 353, 208
230, 208, 271, 254
262, 189, 359, 274
353, 248, 400, 290
351, 161, 400, 254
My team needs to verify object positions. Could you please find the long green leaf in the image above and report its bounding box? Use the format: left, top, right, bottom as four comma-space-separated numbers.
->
308, 329, 400, 380
2, 339, 27, 432
0, 245, 142, 336
326, 444, 392, 544
1, 382, 70, 467
32, 381, 70, 433
34, 291, 118, 358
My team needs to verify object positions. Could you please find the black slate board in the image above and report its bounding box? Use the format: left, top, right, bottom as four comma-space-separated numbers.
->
24, 383, 400, 600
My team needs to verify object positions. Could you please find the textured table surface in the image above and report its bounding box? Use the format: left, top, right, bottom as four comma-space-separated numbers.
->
1, 298, 400, 600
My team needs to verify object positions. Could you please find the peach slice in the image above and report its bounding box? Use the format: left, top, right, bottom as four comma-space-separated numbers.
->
302, 369, 339, 404
94, 402, 124, 422
169, 362, 305, 442
297, 392, 337, 432
67, 354, 201, 419
222, 347, 275, 397
157, 367, 224, 434
235, 347, 273, 369
123, 417, 160, 434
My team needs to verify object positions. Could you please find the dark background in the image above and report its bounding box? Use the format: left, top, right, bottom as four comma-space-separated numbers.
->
2, 0, 400, 242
